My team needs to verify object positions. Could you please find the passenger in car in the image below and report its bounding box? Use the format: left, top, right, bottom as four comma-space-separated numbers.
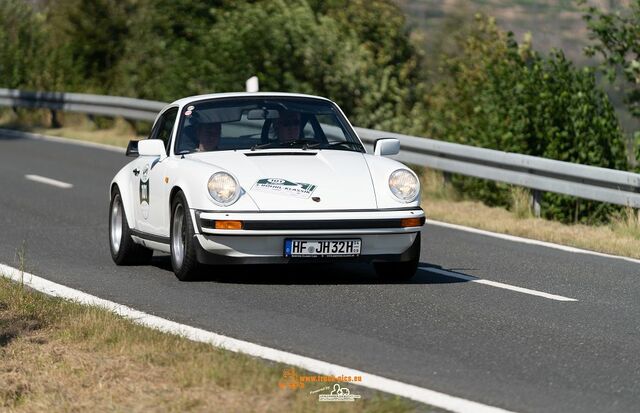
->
196, 122, 221, 151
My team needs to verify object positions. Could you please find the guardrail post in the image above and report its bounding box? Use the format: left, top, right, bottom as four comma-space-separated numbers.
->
531, 190, 542, 218
50, 109, 61, 128
443, 171, 452, 185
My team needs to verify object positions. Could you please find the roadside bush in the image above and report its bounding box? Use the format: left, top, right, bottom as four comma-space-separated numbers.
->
0, 1, 44, 89
580, 0, 640, 120
425, 15, 627, 223
113, 0, 421, 131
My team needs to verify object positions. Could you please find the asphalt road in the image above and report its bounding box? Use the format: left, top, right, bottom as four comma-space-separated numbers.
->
1, 133, 640, 412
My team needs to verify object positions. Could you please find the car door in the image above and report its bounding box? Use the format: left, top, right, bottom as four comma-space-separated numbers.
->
133, 106, 178, 236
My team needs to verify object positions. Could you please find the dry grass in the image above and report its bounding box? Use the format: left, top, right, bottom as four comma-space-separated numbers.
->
420, 169, 640, 259
0, 277, 419, 412
0, 108, 144, 148
508, 187, 533, 219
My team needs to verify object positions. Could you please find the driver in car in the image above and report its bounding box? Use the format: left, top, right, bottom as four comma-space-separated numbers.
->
274, 111, 301, 143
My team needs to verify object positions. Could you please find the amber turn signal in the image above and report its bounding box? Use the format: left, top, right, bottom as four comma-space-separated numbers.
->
400, 217, 423, 227
214, 220, 243, 230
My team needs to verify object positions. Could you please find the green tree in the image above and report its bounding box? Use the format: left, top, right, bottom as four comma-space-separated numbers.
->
201, 0, 421, 131
579, 0, 640, 119
26, 0, 421, 132
44, 0, 138, 93
111, 0, 230, 100
0, 1, 45, 89
426, 15, 627, 223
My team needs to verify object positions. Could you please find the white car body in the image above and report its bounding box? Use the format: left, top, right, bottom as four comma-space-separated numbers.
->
109, 92, 424, 280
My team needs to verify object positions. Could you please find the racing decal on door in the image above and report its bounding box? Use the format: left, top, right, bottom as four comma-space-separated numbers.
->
139, 164, 150, 219
252, 178, 317, 199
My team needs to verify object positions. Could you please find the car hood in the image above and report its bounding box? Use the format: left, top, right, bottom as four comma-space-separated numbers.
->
186, 150, 377, 211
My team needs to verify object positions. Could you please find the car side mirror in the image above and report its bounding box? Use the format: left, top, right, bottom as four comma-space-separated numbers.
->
374, 138, 400, 156
138, 139, 166, 158
126, 140, 139, 157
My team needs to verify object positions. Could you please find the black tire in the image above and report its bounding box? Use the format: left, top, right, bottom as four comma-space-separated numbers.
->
109, 187, 153, 265
170, 191, 200, 281
374, 235, 420, 282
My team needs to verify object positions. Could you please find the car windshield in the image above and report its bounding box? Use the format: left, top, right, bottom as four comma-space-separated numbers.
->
174, 97, 364, 154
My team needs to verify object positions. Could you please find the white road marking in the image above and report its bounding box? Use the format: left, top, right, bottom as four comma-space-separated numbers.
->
0, 263, 517, 413
426, 219, 640, 266
25, 174, 73, 189
419, 267, 577, 302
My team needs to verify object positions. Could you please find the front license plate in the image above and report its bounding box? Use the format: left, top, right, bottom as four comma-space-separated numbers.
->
284, 239, 361, 257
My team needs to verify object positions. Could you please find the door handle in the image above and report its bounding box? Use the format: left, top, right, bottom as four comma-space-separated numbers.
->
133, 168, 140, 176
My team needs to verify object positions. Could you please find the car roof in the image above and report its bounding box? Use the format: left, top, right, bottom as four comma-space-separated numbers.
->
170, 92, 334, 107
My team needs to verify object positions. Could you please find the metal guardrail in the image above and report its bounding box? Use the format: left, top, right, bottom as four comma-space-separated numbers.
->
0, 88, 164, 122
355, 128, 640, 212
2, 88, 640, 212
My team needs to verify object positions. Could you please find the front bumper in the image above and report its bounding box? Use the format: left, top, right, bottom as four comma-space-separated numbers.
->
191, 208, 424, 265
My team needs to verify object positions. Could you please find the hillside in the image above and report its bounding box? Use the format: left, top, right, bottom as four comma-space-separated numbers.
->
395, 0, 639, 134
395, 0, 628, 64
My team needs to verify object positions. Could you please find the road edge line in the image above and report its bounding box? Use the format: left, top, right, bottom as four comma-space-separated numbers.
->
420, 267, 578, 302
0, 262, 515, 413
426, 219, 640, 266
0, 127, 124, 153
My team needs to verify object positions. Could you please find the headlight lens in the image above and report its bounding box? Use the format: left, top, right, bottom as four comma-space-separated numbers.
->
388, 169, 419, 202
208, 172, 240, 205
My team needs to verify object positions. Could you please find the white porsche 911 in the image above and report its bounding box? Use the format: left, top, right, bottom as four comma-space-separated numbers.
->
109, 93, 424, 281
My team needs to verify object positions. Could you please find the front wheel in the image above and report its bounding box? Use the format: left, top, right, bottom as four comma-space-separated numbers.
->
374, 235, 420, 282
170, 192, 200, 281
109, 188, 153, 265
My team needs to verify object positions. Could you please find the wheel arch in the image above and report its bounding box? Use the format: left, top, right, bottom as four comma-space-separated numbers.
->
169, 185, 183, 206
110, 180, 137, 231
168, 185, 200, 233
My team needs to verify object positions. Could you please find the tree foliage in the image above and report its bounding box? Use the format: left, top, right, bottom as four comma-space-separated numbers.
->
0, 1, 45, 89
201, 0, 420, 130
425, 15, 627, 223
580, 0, 640, 119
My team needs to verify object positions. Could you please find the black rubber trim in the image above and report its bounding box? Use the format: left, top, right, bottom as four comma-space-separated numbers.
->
246, 218, 424, 230
197, 206, 424, 214
198, 216, 425, 231
244, 152, 318, 157
131, 229, 170, 244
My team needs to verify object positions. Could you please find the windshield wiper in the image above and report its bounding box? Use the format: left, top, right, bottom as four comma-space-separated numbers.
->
250, 141, 280, 151
284, 139, 321, 149
320, 141, 364, 152
175, 149, 193, 158
251, 139, 320, 151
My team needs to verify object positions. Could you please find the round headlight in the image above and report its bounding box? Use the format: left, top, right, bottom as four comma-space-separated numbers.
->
208, 172, 240, 205
388, 169, 419, 202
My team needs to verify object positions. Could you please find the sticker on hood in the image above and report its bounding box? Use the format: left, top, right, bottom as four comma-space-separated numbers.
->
252, 178, 317, 198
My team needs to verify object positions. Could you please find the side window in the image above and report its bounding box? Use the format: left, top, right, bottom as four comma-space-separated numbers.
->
151, 107, 178, 154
